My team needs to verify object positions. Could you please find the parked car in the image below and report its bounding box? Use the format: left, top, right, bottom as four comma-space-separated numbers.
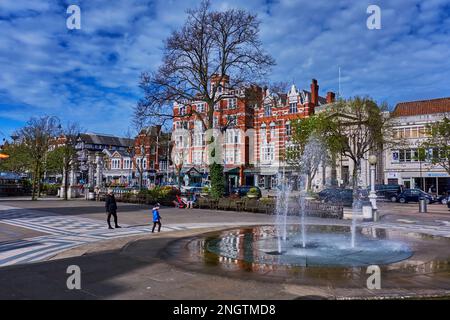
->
318, 188, 369, 207
371, 184, 403, 202
232, 186, 262, 198
436, 191, 450, 205
395, 189, 436, 204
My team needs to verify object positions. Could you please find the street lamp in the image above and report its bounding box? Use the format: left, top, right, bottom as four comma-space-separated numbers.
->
368, 155, 378, 217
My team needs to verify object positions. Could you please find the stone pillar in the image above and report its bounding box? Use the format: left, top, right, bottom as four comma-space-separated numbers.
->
96, 155, 103, 188
88, 154, 94, 188
60, 166, 66, 198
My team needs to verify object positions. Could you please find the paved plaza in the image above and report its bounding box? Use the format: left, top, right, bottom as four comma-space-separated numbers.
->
0, 197, 449, 299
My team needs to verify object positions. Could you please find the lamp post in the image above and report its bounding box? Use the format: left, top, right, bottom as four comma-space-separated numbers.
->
368, 155, 378, 219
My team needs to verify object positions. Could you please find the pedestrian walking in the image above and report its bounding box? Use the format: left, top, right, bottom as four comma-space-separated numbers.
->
105, 190, 121, 229
152, 203, 162, 233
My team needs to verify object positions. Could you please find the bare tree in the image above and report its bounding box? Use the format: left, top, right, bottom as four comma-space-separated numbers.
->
17, 116, 61, 200
134, 0, 275, 131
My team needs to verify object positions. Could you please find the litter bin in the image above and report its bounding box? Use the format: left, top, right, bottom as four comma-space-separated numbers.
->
419, 198, 427, 213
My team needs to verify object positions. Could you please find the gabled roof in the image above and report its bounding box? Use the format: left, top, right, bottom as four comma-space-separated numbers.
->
392, 97, 450, 117
79, 133, 134, 147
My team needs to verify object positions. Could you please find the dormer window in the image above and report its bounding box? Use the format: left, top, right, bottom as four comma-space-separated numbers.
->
264, 104, 272, 116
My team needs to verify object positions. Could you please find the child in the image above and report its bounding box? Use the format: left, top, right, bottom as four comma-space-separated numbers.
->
152, 203, 162, 233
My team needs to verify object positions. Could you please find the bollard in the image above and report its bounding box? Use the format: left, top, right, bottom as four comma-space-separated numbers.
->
362, 205, 373, 221
419, 198, 427, 213
373, 209, 379, 222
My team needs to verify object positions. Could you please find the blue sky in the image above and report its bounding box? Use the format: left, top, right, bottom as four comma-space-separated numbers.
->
1, 0, 450, 139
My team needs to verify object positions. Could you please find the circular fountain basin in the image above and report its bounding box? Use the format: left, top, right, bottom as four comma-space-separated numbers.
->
205, 225, 412, 267
162, 224, 450, 295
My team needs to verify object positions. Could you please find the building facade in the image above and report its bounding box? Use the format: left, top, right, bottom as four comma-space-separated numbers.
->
383, 97, 450, 194
171, 75, 336, 191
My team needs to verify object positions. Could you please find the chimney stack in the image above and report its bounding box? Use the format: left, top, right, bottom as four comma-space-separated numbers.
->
326, 91, 336, 104
311, 79, 319, 106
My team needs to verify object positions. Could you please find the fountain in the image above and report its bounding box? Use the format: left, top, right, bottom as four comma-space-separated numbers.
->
210, 134, 413, 268
162, 137, 450, 298
274, 172, 291, 254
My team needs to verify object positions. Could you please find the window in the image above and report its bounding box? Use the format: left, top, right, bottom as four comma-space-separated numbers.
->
179, 106, 186, 116
261, 124, 267, 143
142, 159, 147, 169
214, 102, 220, 111
392, 151, 399, 162
270, 122, 276, 140
197, 103, 205, 113
289, 102, 297, 114
194, 121, 203, 130
228, 98, 237, 109
261, 145, 274, 162
405, 150, 411, 162
226, 129, 240, 144
194, 133, 204, 147
285, 122, 291, 136
234, 149, 241, 163
213, 116, 219, 128
111, 159, 120, 169
227, 115, 237, 127
193, 151, 203, 164
264, 104, 272, 116
123, 158, 131, 169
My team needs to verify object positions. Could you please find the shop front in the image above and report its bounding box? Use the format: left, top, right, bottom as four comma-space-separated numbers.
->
386, 171, 450, 195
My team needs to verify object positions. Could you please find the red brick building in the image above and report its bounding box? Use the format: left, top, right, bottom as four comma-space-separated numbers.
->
172, 75, 335, 190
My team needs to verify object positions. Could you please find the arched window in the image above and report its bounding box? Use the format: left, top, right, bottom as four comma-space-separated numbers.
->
261, 123, 267, 143
270, 122, 276, 140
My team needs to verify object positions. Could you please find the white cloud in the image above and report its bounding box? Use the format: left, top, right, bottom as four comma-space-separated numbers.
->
0, 0, 449, 137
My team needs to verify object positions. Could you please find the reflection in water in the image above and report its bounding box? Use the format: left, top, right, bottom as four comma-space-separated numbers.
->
164, 224, 450, 290
203, 225, 413, 268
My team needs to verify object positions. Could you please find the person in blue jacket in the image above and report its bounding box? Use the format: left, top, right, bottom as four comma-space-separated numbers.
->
152, 203, 162, 233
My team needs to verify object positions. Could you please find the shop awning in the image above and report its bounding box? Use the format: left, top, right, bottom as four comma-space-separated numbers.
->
224, 167, 240, 174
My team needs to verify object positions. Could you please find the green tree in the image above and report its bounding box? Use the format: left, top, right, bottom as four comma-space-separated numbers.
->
0, 142, 32, 174
209, 163, 225, 199
323, 97, 392, 195
287, 114, 335, 190
421, 117, 450, 175
16, 116, 61, 200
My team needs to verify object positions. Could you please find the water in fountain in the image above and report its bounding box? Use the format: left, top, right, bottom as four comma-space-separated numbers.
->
298, 176, 307, 248
275, 135, 327, 252
275, 172, 292, 253
298, 136, 328, 248
350, 166, 365, 248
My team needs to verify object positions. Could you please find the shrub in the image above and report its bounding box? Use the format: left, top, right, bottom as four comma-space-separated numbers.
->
42, 183, 59, 196
209, 163, 225, 199
247, 187, 260, 196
